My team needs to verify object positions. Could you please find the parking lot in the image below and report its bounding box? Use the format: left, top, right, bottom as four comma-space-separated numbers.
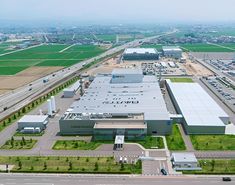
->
202, 77, 235, 113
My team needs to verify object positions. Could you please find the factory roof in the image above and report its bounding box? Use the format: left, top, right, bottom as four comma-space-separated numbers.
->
66, 72, 170, 121
18, 115, 48, 123
166, 80, 228, 126
172, 153, 198, 163
112, 68, 143, 75
162, 46, 182, 51
94, 121, 147, 129
124, 48, 158, 54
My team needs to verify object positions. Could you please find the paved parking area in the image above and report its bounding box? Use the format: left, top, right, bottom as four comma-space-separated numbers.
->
142, 159, 169, 175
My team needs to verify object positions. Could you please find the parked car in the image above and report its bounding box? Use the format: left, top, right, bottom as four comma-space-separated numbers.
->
160, 168, 168, 176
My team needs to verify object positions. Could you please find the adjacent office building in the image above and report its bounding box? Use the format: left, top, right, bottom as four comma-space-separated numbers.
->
59, 69, 172, 140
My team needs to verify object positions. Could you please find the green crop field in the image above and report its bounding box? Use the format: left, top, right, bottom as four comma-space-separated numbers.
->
180, 43, 235, 52
0, 44, 106, 75
141, 44, 163, 50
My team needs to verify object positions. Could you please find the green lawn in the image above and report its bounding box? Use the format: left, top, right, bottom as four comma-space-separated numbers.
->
0, 156, 142, 174
179, 43, 234, 52
183, 159, 235, 174
128, 136, 164, 149
190, 135, 235, 150
0, 44, 106, 75
52, 140, 113, 150
0, 139, 37, 150
14, 131, 44, 137
168, 77, 194, 83
166, 124, 186, 150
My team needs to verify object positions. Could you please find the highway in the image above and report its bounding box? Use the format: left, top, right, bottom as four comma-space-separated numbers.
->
0, 30, 177, 120
0, 174, 233, 185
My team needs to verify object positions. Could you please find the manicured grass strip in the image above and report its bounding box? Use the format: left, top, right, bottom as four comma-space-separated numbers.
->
166, 124, 186, 150
190, 135, 235, 150
0, 156, 142, 174
128, 136, 164, 149
0, 138, 37, 150
14, 131, 44, 137
183, 159, 235, 174
168, 77, 194, 83
52, 140, 113, 150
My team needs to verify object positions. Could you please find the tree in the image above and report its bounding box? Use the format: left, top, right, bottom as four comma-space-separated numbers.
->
68, 161, 72, 170
8, 117, 11, 123
22, 137, 26, 145
22, 107, 26, 114
43, 162, 47, 170
3, 121, 6, 127
74, 142, 78, 148
94, 162, 98, 171
13, 114, 17, 120
30, 138, 33, 143
18, 161, 22, 169
211, 159, 215, 172
120, 163, 125, 171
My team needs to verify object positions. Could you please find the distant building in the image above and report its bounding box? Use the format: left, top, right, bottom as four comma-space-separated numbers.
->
59, 69, 172, 139
18, 115, 49, 132
171, 153, 202, 171
123, 48, 159, 60
162, 46, 182, 59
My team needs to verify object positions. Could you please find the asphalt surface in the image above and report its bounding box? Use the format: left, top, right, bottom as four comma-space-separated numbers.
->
0, 174, 234, 185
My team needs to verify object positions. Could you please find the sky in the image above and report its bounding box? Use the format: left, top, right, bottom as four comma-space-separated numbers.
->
0, 0, 235, 24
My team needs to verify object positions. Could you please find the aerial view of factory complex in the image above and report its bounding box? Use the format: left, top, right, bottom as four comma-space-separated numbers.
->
1, 29, 235, 177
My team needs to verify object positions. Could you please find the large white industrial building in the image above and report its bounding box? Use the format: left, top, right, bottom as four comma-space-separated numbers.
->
166, 80, 229, 134
122, 48, 159, 60
162, 46, 182, 59
59, 69, 172, 140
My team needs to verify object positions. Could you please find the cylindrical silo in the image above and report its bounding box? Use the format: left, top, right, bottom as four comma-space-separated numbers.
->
51, 96, 56, 112
47, 99, 52, 116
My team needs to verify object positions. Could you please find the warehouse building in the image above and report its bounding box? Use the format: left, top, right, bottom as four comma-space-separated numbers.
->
162, 46, 182, 59
122, 48, 159, 60
59, 69, 172, 140
166, 80, 229, 134
18, 115, 49, 133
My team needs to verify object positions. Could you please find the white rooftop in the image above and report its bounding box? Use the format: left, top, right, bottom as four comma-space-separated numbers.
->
112, 68, 143, 75
18, 115, 48, 123
67, 73, 170, 120
124, 48, 157, 54
167, 80, 229, 126
172, 153, 198, 163
163, 46, 182, 51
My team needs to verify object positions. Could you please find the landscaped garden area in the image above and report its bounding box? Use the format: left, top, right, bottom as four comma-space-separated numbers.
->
0, 156, 142, 174
0, 137, 37, 150
128, 136, 164, 149
190, 134, 235, 150
166, 124, 186, 150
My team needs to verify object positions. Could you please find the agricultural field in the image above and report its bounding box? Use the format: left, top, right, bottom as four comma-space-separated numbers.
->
0, 44, 106, 75
180, 43, 235, 52
141, 44, 163, 50
190, 135, 235, 150
0, 42, 18, 55
96, 34, 139, 42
